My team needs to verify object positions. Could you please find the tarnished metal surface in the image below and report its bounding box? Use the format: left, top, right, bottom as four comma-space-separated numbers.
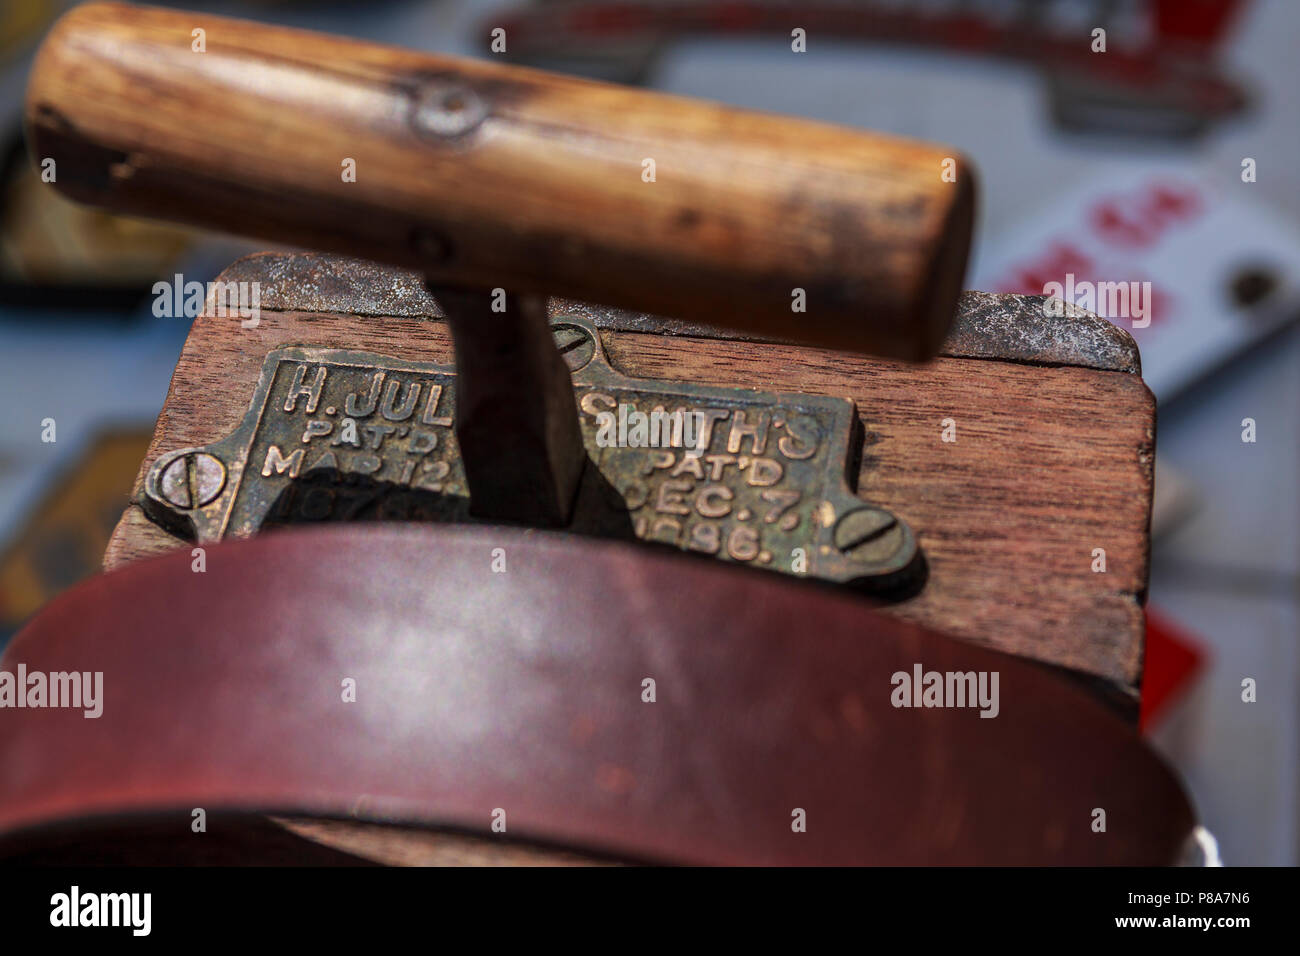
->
222, 252, 444, 319
217, 252, 1141, 373
569, 320, 920, 590
143, 348, 470, 541
942, 291, 1141, 375
142, 315, 920, 592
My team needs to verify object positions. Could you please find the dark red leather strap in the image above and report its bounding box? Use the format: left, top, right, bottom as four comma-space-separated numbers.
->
0, 525, 1192, 864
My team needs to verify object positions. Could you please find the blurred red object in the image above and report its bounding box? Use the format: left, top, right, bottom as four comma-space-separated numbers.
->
1155, 0, 1248, 43
1140, 606, 1208, 732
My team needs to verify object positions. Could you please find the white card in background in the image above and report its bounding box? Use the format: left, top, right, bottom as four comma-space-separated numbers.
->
971, 168, 1300, 402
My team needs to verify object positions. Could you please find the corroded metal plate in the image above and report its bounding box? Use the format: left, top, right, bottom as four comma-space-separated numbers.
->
143, 316, 920, 591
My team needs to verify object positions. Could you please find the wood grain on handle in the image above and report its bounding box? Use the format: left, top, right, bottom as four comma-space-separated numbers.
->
25, 2, 975, 359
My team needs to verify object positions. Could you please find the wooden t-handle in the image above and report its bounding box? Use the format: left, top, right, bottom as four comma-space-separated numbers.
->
26, 2, 975, 360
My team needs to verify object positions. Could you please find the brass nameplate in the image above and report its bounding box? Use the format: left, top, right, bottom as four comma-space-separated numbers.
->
143, 316, 919, 590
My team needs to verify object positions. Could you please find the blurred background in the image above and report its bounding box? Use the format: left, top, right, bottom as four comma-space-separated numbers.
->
0, 0, 1295, 863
